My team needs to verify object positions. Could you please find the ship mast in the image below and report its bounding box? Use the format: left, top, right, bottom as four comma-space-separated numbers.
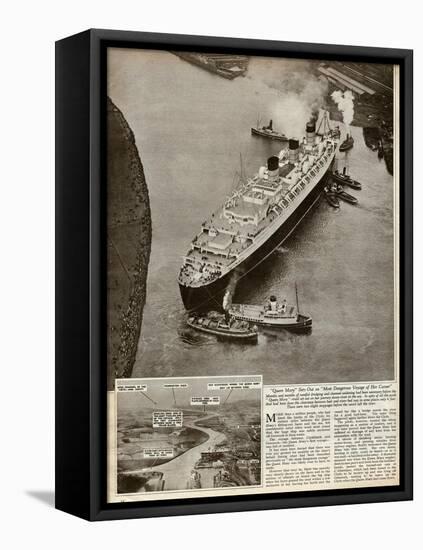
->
240, 152, 245, 182
228, 153, 245, 195
295, 282, 300, 315
316, 110, 331, 136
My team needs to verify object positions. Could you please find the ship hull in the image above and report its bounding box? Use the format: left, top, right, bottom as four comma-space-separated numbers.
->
187, 320, 258, 341
331, 173, 361, 190
179, 164, 332, 312
255, 318, 312, 331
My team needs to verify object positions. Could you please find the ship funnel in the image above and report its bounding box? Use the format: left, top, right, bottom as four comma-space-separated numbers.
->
267, 156, 280, 180
306, 121, 316, 132
269, 295, 277, 311
288, 138, 300, 164
306, 120, 316, 146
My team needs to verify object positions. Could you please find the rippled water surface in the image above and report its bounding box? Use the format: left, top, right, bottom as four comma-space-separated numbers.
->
108, 50, 394, 385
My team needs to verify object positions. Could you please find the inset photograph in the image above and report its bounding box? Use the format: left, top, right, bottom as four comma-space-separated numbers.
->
115, 375, 262, 495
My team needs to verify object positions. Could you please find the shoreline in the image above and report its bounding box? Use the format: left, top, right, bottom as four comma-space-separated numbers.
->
107, 97, 152, 389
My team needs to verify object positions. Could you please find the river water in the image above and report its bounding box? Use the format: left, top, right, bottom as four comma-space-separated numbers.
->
108, 49, 395, 385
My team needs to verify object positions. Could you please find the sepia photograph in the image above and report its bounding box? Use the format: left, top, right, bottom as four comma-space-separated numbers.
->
107, 49, 398, 388
113, 375, 262, 497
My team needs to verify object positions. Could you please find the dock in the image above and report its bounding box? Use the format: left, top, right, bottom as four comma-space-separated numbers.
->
172, 52, 249, 79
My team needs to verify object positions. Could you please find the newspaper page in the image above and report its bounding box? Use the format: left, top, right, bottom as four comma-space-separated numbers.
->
106, 48, 400, 502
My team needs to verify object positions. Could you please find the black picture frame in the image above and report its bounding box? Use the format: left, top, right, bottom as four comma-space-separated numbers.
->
55, 28, 413, 521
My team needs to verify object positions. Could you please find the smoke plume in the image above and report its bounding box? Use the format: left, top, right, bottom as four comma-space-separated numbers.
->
222, 290, 231, 312
331, 90, 355, 129
222, 269, 243, 311
247, 58, 329, 139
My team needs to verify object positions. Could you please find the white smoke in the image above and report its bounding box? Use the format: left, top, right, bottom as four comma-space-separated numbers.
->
244, 58, 329, 139
222, 289, 231, 311
222, 269, 243, 311
331, 90, 355, 129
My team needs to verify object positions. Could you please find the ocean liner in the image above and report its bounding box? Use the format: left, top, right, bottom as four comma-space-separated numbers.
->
178, 114, 340, 311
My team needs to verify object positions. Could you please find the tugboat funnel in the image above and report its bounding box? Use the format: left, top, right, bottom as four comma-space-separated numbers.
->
269, 295, 277, 311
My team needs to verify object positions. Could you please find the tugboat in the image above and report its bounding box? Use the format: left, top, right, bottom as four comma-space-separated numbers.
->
324, 184, 340, 208
331, 166, 361, 190
228, 286, 312, 331
339, 133, 354, 152
251, 118, 288, 142
334, 184, 358, 205
187, 311, 258, 341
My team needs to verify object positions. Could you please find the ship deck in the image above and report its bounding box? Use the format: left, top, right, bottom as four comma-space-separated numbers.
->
230, 304, 297, 319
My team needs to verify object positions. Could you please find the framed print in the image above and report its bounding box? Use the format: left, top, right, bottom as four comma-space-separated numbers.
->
55, 29, 413, 521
